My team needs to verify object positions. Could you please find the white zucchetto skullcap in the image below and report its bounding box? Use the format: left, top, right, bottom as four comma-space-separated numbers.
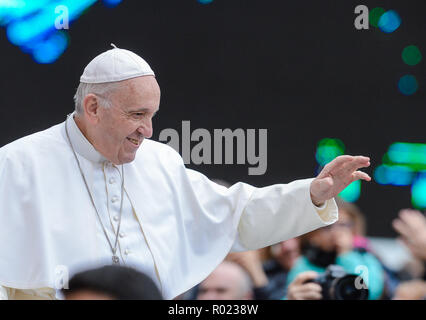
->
80, 44, 155, 84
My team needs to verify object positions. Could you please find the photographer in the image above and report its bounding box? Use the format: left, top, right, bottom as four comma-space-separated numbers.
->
284, 199, 385, 300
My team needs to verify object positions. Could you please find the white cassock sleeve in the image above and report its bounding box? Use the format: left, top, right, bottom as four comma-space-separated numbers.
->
230, 178, 338, 252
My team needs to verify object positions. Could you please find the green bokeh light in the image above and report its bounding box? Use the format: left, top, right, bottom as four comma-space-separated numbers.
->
369, 7, 386, 28
402, 45, 422, 66
339, 180, 361, 202
387, 142, 426, 171
412, 175, 426, 209
316, 138, 345, 167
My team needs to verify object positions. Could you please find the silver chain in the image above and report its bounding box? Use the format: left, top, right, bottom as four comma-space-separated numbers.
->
65, 115, 124, 264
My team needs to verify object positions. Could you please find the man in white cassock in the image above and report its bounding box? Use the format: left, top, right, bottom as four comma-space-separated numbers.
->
0, 45, 372, 300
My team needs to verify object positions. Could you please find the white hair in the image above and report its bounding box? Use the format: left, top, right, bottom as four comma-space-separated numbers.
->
73, 81, 124, 114
236, 264, 254, 298
220, 261, 253, 299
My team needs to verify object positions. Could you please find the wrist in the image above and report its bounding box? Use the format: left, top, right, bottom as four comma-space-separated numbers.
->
310, 192, 325, 207
250, 269, 268, 287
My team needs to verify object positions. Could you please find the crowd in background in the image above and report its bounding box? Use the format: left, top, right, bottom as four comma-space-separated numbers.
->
63, 193, 426, 301
180, 196, 426, 300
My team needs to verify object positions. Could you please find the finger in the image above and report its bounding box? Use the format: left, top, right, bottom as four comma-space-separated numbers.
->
352, 170, 371, 182
395, 212, 424, 233
400, 210, 426, 228
345, 156, 371, 173
353, 155, 371, 164
299, 283, 322, 293
292, 271, 319, 285
324, 156, 369, 179
323, 155, 354, 172
392, 219, 411, 237
297, 291, 323, 300
398, 208, 412, 218
398, 236, 417, 253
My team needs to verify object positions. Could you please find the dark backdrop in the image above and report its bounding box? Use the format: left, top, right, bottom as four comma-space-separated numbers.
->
1, 0, 425, 236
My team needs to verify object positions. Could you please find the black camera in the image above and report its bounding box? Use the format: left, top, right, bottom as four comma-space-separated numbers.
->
307, 265, 369, 300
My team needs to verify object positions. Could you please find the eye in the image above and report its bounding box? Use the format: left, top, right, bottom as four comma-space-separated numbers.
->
131, 112, 145, 119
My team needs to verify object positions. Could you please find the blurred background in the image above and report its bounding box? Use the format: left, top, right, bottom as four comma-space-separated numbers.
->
0, 0, 425, 244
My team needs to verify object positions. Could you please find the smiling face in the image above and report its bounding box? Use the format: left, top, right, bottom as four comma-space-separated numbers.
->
77, 76, 161, 164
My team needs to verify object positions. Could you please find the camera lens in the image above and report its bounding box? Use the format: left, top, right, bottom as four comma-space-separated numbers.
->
333, 275, 369, 300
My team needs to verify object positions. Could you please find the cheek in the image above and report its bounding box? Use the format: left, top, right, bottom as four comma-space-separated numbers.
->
100, 116, 120, 138
112, 123, 136, 142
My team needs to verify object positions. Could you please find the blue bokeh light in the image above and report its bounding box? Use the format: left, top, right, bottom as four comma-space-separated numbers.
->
0, 0, 123, 64
374, 164, 415, 186
398, 75, 418, 96
103, 0, 122, 8
198, 0, 214, 4
378, 10, 401, 33
6, 0, 97, 46
32, 31, 68, 64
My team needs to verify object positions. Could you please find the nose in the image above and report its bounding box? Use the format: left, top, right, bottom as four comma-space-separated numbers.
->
137, 118, 153, 139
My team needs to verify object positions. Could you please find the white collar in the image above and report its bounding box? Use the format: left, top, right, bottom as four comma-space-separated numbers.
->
66, 112, 108, 164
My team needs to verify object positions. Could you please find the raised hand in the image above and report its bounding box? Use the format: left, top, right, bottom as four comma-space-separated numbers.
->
392, 209, 426, 261
310, 155, 371, 206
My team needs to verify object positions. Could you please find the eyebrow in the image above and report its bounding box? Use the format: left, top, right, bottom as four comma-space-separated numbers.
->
128, 108, 159, 114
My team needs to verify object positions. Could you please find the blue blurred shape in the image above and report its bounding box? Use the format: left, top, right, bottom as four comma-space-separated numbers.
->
378, 10, 401, 33
386, 165, 415, 186
374, 164, 389, 184
411, 174, 426, 209
7, 0, 97, 46
398, 75, 418, 96
374, 164, 415, 186
198, 0, 214, 4
32, 31, 68, 64
388, 142, 426, 166
103, 0, 122, 8
0, 0, 123, 64
0, 0, 51, 25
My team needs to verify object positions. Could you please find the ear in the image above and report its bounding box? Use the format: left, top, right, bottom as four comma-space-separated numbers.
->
82, 94, 101, 124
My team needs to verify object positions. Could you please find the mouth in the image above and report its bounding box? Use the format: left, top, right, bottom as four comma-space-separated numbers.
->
126, 137, 141, 146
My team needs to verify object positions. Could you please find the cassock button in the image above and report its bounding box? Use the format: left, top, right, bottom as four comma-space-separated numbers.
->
111, 196, 119, 203
113, 216, 119, 222
109, 178, 116, 184
119, 232, 125, 238
124, 249, 130, 255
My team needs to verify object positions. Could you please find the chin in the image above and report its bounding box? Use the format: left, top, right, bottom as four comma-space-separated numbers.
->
117, 153, 137, 164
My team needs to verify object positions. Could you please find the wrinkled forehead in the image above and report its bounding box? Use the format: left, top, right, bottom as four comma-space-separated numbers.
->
111, 76, 161, 110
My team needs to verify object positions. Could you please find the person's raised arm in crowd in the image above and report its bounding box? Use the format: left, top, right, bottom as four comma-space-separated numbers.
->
393, 209, 426, 263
